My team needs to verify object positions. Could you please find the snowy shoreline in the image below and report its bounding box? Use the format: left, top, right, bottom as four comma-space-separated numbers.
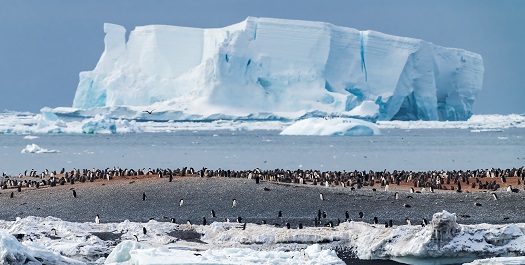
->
2, 177, 525, 264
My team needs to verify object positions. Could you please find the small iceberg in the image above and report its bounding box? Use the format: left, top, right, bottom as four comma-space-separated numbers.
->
21, 144, 60, 154
280, 118, 381, 136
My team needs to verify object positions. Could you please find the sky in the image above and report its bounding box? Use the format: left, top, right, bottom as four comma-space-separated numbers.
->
0, 0, 523, 115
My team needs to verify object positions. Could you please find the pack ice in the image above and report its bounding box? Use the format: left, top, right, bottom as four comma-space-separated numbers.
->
73, 17, 484, 121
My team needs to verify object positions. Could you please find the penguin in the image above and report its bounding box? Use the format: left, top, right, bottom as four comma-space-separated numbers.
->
10, 191, 13, 198
403, 203, 411, 208
345, 211, 350, 220
406, 217, 411, 225
202, 217, 207, 226
211, 209, 216, 218
179, 199, 184, 207
373, 217, 378, 224
286, 222, 291, 229
72, 189, 77, 198
278, 210, 282, 218
358, 211, 364, 219
492, 192, 499, 201
395, 192, 399, 200
95, 214, 100, 224
384, 222, 389, 228
317, 209, 322, 220
142, 192, 147, 201
142, 227, 147, 235
474, 202, 482, 206
169, 174, 173, 182
236, 216, 242, 223
261, 220, 267, 225
430, 186, 434, 193
298, 223, 303, 229
388, 220, 393, 227
319, 192, 324, 201
51, 228, 57, 236
232, 199, 237, 208
170, 218, 176, 223
322, 211, 327, 219
422, 218, 428, 226
187, 220, 192, 226
409, 187, 414, 193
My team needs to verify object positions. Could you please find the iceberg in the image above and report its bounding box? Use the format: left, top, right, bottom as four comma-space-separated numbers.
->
73, 17, 483, 122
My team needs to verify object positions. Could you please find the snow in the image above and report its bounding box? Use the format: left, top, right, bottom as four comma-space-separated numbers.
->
2, 211, 525, 264
0, 111, 524, 134
20, 144, 59, 154
280, 117, 381, 136
72, 17, 483, 122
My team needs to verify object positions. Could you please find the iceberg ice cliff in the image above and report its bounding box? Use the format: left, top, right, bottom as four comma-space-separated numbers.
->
73, 17, 484, 121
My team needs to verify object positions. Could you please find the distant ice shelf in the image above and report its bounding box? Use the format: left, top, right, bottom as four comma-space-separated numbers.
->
72, 17, 484, 122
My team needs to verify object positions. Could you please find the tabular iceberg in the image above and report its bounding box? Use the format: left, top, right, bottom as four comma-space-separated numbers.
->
73, 17, 484, 121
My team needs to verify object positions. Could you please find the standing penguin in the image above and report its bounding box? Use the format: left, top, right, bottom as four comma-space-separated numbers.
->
95, 214, 100, 224
202, 217, 207, 226
72, 189, 77, 198
232, 199, 237, 208
142, 227, 147, 235
278, 210, 282, 218
142, 192, 147, 201
319, 192, 324, 201
179, 199, 184, 207
211, 209, 216, 218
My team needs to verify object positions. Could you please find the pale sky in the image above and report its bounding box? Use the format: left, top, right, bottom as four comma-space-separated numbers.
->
0, 0, 523, 114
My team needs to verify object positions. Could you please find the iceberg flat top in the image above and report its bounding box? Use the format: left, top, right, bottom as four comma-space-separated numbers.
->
73, 17, 484, 122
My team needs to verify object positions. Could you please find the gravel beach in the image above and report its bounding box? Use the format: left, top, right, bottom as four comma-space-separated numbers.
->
2, 175, 525, 226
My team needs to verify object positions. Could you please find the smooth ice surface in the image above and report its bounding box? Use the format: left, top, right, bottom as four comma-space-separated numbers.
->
73, 17, 484, 121
2, 212, 525, 264
280, 117, 381, 136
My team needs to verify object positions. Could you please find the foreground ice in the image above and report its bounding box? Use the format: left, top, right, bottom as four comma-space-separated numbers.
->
74, 17, 483, 121
0, 110, 523, 134
104, 241, 342, 265
280, 117, 381, 136
2, 211, 525, 264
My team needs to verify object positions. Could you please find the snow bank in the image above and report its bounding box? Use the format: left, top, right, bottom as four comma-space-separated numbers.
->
2, 213, 525, 264
280, 117, 381, 136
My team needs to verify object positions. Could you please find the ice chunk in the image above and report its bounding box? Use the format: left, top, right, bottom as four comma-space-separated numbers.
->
280, 117, 381, 136
21, 144, 59, 154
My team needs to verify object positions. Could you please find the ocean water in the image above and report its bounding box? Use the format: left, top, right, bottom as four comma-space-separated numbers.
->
1, 128, 523, 175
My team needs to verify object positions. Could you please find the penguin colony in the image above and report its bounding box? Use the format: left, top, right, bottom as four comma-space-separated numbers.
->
1, 166, 524, 229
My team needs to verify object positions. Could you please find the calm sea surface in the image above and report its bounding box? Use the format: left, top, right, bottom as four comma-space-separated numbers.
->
0, 128, 523, 174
